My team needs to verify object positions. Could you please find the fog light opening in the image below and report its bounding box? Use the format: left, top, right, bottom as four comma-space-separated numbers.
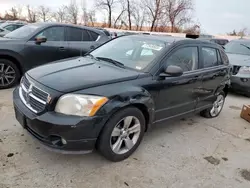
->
50, 135, 67, 147
241, 78, 248, 82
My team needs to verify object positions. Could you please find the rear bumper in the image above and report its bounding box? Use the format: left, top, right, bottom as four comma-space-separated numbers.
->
13, 87, 109, 153
230, 76, 250, 94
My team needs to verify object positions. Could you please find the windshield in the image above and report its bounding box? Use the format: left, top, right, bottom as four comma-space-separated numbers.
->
225, 41, 250, 56
91, 36, 166, 70
4, 24, 39, 39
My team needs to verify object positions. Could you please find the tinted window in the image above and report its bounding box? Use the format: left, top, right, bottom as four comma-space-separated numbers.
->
88, 31, 99, 41
36, 26, 64, 41
217, 50, 223, 64
66, 27, 91, 41
4, 24, 16, 31
220, 50, 229, 65
167, 47, 198, 72
202, 47, 218, 68
16, 25, 24, 29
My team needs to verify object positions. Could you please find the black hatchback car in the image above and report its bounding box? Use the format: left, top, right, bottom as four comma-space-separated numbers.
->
13, 36, 231, 161
0, 23, 109, 89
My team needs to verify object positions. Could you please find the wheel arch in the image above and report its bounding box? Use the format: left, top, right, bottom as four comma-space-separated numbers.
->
0, 51, 24, 75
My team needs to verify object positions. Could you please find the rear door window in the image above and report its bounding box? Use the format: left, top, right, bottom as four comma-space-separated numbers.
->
66, 27, 92, 41
202, 47, 218, 68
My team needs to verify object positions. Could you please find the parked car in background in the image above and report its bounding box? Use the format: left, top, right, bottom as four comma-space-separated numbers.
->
0, 20, 6, 25
198, 38, 229, 46
224, 39, 250, 97
209, 38, 229, 46
13, 35, 230, 161
95, 27, 112, 39
0, 22, 109, 89
0, 22, 26, 37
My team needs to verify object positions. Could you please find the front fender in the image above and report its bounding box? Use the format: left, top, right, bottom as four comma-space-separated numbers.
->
0, 50, 25, 71
96, 86, 155, 129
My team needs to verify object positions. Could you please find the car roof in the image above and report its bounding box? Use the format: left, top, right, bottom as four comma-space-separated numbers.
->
29, 22, 106, 35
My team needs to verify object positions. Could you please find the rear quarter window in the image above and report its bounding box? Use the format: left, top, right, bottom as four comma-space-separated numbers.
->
88, 31, 99, 41
220, 50, 229, 65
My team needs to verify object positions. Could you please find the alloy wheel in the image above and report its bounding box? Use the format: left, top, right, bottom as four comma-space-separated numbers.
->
0, 63, 16, 87
110, 116, 141, 155
210, 94, 224, 117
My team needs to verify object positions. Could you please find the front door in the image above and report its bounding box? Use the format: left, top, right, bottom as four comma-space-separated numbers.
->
23, 26, 69, 70
155, 46, 202, 122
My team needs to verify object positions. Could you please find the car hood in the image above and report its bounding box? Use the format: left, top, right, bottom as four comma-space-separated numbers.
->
27, 57, 139, 93
0, 37, 19, 42
227, 53, 250, 66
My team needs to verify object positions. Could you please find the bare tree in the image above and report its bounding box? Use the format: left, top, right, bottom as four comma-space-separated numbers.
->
66, 0, 79, 24
96, 0, 118, 28
113, 2, 126, 28
131, 4, 146, 31
53, 6, 67, 23
26, 5, 37, 23
88, 11, 96, 26
125, 0, 133, 30
144, 0, 163, 32
183, 23, 200, 34
6, 6, 23, 20
164, 0, 193, 32
38, 5, 52, 22
81, 0, 88, 25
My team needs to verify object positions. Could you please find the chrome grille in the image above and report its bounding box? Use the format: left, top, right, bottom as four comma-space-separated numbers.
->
19, 76, 49, 113
232, 65, 241, 75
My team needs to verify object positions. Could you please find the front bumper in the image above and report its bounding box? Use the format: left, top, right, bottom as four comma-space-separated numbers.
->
13, 88, 109, 153
230, 75, 250, 95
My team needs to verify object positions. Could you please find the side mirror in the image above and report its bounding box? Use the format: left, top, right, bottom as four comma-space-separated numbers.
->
159, 65, 183, 77
35, 36, 47, 44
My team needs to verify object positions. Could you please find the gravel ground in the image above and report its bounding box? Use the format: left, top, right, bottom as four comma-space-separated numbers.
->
1, 88, 250, 188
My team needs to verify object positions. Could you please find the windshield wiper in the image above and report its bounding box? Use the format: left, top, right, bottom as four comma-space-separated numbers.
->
85, 54, 99, 61
240, 44, 250, 50
96, 57, 125, 68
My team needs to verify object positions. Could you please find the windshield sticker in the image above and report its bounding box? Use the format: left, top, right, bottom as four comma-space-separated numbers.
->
142, 44, 163, 51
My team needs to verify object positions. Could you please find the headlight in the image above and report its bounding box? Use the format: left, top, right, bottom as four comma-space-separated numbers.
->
55, 94, 108, 117
239, 66, 250, 73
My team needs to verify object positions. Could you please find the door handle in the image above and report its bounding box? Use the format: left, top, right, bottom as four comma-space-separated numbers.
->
90, 45, 95, 50
59, 47, 66, 51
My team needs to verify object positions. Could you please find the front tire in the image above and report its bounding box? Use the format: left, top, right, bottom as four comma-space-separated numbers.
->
97, 107, 145, 162
0, 59, 20, 89
200, 92, 225, 118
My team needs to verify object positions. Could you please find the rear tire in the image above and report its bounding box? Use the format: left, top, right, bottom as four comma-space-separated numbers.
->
97, 107, 145, 162
0, 59, 20, 89
200, 92, 225, 118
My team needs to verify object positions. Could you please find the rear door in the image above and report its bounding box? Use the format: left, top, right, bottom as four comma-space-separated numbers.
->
23, 26, 69, 69
65, 27, 98, 57
196, 46, 228, 108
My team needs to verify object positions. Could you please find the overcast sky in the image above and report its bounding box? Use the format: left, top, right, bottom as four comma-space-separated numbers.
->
0, 0, 249, 34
